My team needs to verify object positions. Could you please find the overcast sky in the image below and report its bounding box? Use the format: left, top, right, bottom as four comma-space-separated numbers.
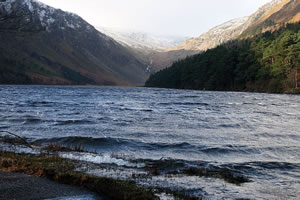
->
39, 0, 273, 37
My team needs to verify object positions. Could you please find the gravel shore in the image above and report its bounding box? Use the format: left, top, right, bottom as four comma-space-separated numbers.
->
0, 171, 103, 200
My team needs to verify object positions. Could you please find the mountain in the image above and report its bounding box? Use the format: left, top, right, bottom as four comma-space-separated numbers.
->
242, 0, 300, 36
96, 27, 198, 73
0, 0, 149, 85
175, 0, 287, 51
97, 27, 187, 51
175, 17, 248, 51
146, 0, 300, 93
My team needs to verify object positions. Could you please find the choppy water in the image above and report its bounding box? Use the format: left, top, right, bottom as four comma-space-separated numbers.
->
0, 85, 300, 199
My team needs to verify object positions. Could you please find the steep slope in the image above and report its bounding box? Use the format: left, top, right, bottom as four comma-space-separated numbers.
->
0, 0, 149, 85
240, 0, 283, 32
175, 17, 248, 51
176, 0, 285, 51
242, 0, 300, 36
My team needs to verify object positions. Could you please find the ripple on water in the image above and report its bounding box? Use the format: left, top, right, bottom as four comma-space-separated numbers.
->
54, 119, 95, 126
1, 85, 300, 200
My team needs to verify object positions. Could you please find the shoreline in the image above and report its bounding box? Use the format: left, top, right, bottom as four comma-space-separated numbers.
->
0, 171, 102, 200
0, 151, 160, 200
0, 84, 299, 95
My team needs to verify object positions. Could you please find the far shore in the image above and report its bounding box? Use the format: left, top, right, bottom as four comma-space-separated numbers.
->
1, 84, 299, 95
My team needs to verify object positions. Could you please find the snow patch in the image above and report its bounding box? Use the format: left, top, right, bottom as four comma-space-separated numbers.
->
39, 9, 46, 20
1, 0, 86, 31
38, 8, 55, 28
0, 0, 16, 14
33, 0, 55, 14
97, 26, 188, 51
47, 17, 55, 25
65, 19, 75, 29
23, 0, 33, 12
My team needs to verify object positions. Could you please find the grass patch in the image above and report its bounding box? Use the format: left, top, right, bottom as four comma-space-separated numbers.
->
0, 151, 157, 200
168, 167, 249, 185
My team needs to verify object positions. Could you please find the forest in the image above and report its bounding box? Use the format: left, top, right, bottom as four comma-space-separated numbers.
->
145, 23, 300, 93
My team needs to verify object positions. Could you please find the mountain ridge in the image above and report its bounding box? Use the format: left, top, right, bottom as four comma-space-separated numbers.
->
175, 17, 248, 51
175, 0, 287, 51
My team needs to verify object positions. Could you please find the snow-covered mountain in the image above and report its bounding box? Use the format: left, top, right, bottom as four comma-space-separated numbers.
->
175, 17, 248, 51
97, 27, 187, 51
175, 0, 285, 51
0, 0, 96, 32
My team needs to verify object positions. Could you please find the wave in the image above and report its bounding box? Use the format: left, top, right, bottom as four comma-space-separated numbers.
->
158, 102, 209, 106
180, 95, 201, 98
130, 158, 251, 184
237, 161, 300, 170
35, 136, 134, 150
34, 136, 266, 158
29, 101, 50, 105
118, 107, 153, 112
0, 126, 10, 129
54, 119, 95, 126
24, 100, 55, 107
35, 136, 198, 152
59, 152, 130, 167
23, 118, 42, 124
134, 158, 300, 183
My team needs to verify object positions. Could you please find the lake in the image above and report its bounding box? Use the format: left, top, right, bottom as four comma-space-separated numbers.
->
0, 85, 300, 199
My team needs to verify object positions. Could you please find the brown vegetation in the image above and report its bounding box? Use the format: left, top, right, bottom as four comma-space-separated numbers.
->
0, 151, 157, 200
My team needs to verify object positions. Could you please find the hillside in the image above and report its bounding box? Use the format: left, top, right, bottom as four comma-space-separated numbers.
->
175, 0, 285, 51
242, 0, 300, 36
145, 22, 300, 93
175, 17, 248, 51
0, 0, 149, 85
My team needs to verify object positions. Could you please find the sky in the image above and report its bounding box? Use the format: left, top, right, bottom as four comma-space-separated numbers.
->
39, 0, 273, 37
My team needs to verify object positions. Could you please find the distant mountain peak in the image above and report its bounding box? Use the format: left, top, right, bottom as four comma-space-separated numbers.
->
97, 27, 188, 51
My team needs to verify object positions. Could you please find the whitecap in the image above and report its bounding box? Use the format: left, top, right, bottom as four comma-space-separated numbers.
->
59, 152, 131, 167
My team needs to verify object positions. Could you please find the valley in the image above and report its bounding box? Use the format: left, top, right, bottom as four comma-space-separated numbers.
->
0, 0, 299, 93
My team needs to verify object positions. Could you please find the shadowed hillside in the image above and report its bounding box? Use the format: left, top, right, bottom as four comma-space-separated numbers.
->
0, 0, 149, 85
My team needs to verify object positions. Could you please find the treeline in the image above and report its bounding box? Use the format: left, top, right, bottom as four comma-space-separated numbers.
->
145, 23, 300, 93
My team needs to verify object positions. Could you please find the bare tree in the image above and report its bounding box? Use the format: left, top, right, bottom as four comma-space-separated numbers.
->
0, 130, 33, 149
296, 68, 300, 88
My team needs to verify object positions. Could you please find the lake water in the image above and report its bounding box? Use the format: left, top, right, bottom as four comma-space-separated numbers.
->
0, 85, 300, 199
